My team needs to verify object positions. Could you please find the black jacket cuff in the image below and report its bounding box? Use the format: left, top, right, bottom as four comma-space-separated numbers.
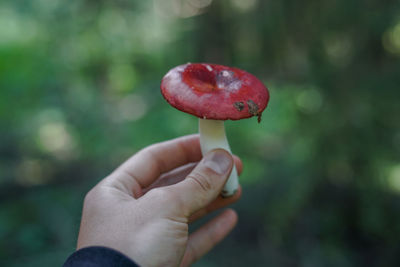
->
63, 246, 139, 267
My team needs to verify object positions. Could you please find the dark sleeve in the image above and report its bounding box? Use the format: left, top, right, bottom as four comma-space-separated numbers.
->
63, 246, 139, 267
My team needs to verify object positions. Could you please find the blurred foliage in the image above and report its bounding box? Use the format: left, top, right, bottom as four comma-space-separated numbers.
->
1, 0, 400, 266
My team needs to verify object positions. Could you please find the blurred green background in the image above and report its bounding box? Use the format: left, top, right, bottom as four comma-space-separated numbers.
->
1, 0, 400, 266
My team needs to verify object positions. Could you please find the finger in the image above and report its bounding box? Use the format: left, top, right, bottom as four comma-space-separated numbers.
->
180, 209, 238, 267
111, 135, 202, 193
167, 149, 233, 216
145, 155, 243, 193
189, 186, 242, 223
232, 155, 243, 176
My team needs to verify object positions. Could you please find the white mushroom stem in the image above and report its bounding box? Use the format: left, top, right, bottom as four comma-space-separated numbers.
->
199, 119, 239, 197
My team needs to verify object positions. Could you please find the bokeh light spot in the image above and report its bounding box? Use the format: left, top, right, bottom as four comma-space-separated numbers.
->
108, 63, 137, 93
154, 0, 212, 18
323, 34, 353, 66
111, 94, 148, 122
0, 7, 40, 45
37, 122, 76, 158
388, 165, 400, 193
16, 159, 51, 186
230, 0, 258, 12
296, 88, 323, 114
187, 0, 213, 9
382, 20, 400, 55
35, 109, 77, 160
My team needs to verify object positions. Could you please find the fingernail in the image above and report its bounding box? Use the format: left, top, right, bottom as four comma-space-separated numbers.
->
203, 150, 232, 175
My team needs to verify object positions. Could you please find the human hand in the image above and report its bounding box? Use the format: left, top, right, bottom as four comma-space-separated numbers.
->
76, 135, 242, 267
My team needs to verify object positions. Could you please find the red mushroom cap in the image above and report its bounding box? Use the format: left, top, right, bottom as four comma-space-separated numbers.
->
161, 63, 270, 122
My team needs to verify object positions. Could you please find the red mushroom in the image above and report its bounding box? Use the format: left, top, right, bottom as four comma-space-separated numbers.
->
161, 63, 269, 196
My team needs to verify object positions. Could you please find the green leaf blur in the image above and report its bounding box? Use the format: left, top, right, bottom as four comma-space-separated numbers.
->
1, 0, 400, 266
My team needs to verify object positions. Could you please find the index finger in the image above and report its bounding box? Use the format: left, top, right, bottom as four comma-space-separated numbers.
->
115, 134, 202, 189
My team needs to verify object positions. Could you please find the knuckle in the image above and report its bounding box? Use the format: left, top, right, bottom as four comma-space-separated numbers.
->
186, 171, 213, 192
83, 188, 97, 205
83, 188, 103, 211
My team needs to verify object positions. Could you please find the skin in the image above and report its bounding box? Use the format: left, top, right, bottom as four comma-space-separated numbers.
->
77, 134, 242, 267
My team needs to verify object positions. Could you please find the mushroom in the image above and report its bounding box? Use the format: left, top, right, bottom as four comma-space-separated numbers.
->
161, 63, 269, 197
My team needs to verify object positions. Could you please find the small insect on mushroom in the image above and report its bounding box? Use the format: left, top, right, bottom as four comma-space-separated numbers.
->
161, 63, 269, 197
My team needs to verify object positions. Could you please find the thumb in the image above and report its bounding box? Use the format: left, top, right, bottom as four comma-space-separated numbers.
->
167, 149, 233, 217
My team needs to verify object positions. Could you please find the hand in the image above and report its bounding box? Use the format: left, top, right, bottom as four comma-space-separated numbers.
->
76, 135, 242, 267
